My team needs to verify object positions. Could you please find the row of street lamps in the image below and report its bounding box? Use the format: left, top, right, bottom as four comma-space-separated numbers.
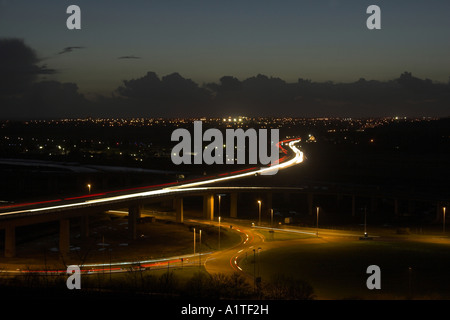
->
217, 196, 322, 242
85, 186, 447, 237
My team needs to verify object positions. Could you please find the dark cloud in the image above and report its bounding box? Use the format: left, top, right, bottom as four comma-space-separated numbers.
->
109, 71, 450, 118
118, 55, 141, 59
0, 39, 90, 119
58, 46, 85, 55
205, 73, 450, 118
0, 80, 91, 120
0, 38, 55, 96
114, 72, 211, 116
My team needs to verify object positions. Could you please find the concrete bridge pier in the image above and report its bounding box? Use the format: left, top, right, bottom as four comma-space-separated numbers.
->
203, 194, 214, 221
128, 205, 141, 240
175, 197, 184, 223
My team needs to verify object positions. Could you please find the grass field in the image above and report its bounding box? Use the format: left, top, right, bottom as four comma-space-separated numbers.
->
240, 238, 450, 300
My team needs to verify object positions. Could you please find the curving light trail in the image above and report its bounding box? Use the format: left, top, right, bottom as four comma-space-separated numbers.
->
0, 139, 303, 217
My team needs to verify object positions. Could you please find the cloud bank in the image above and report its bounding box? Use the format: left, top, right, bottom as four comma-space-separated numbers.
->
1, 39, 449, 120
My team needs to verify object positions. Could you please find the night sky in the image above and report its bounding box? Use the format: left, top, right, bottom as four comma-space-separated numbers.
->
1, 0, 450, 118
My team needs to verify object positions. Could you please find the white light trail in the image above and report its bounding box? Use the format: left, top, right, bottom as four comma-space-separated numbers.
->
0, 139, 303, 217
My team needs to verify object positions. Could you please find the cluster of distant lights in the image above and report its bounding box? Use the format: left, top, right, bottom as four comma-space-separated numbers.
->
0, 116, 438, 126
0, 116, 439, 149
222, 117, 244, 122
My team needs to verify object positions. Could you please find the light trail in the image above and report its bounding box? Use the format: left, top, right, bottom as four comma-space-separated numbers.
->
0, 139, 303, 217
252, 225, 317, 236
1, 252, 213, 275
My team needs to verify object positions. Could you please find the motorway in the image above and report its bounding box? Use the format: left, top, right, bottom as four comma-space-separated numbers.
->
0, 138, 303, 218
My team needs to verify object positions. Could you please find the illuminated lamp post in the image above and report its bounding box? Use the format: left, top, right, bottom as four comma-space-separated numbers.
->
316, 206, 319, 237
443, 207, 446, 235
257, 200, 262, 226
218, 216, 221, 250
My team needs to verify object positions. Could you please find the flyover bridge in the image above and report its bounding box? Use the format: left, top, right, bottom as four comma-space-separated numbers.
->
0, 139, 304, 258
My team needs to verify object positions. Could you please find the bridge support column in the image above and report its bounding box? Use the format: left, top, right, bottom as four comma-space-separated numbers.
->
203, 194, 214, 221
5, 225, 15, 258
59, 219, 70, 255
128, 205, 141, 240
230, 193, 238, 218
175, 197, 184, 223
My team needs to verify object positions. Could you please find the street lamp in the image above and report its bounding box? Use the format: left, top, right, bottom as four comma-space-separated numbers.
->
217, 194, 222, 250
253, 248, 256, 291
316, 206, 319, 237
199, 229, 202, 267
257, 200, 262, 226
218, 216, 221, 250
270, 208, 273, 228
443, 207, 446, 235
87, 183, 91, 194
193, 227, 196, 255
364, 206, 368, 237
257, 247, 262, 278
